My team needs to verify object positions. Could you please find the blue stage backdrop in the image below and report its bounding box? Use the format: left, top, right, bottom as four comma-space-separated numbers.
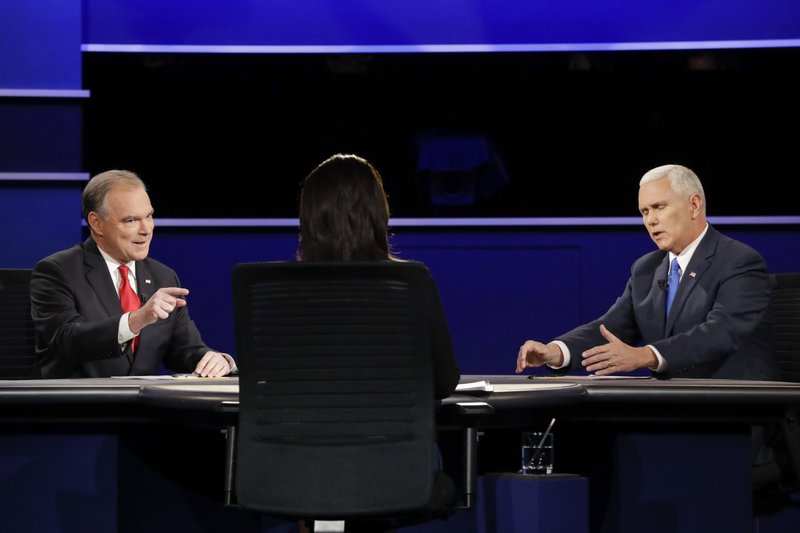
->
0, 0, 82, 89
147, 223, 800, 376
82, 0, 800, 51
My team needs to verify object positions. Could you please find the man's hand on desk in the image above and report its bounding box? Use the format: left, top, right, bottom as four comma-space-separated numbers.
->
516, 340, 565, 373
193, 350, 237, 377
580, 324, 657, 376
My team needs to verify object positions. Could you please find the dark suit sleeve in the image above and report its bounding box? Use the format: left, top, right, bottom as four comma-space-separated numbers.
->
555, 278, 644, 373
161, 303, 209, 373
141, 269, 210, 374
422, 268, 461, 398
31, 256, 123, 374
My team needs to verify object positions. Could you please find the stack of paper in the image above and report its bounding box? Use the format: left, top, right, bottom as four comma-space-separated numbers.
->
455, 380, 494, 392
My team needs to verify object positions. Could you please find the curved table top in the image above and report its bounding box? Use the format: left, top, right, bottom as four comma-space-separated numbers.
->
0, 377, 146, 404
493, 374, 800, 405
136, 374, 800, 413
0, 377, 234, 424
1, 375, 799, 424
137, 378, 588, 412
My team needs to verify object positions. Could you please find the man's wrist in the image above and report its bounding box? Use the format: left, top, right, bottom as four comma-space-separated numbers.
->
645, 345, 667, 372
547, 341, 569, 369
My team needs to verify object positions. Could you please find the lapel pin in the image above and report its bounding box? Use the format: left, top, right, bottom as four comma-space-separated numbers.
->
145, 279, 152, 284
689, 272, 697, 278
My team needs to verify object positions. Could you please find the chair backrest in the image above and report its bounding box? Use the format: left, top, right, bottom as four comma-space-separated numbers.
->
232, 260, 439, 519
0, 269, 36, 379
770, 272, 800, 383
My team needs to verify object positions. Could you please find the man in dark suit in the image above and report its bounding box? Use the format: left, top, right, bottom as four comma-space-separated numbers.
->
31, 169, 236, 378
515, 163, 778, 380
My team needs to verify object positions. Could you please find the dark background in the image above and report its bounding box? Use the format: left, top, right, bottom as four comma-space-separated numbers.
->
83, 47, 800, 218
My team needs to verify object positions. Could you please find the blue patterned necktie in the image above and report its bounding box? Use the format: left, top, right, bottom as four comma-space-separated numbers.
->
666, 258, 681, 317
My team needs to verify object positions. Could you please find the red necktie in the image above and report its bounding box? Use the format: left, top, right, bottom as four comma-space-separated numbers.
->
118, 265, 141, 353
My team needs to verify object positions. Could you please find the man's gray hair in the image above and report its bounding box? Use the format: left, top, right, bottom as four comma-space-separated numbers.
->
640, 164, 706, 214
82, 169, 146, 221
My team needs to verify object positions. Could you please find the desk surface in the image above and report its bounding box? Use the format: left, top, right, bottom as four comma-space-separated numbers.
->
1, 375, 799, 421
474, 374, 800, 405
133, 374, 800, 412
0, 377, 143, 404
0, 376, 235, 424
136, 378, 589, 412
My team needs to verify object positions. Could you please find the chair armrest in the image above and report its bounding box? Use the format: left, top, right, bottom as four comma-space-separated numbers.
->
437, 400, 494, 427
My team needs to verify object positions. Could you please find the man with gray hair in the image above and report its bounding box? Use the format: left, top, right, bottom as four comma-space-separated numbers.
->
31, 169, 236, 378
515, 163, 777, 380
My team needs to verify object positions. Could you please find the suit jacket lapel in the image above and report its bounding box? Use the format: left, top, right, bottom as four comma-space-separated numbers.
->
655, 254, 670, 336
136, 261, 155, 305
83, 238, 122, 317
130, 260, 155, 372
665, 226, 719, 334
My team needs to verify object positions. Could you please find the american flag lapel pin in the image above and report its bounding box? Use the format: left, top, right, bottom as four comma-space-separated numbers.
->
689, 272, 697, 278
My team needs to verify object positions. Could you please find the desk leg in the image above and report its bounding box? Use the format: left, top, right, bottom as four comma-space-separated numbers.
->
224, 425, 237, 506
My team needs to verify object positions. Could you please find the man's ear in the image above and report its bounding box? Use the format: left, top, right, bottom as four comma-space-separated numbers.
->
689, 194, 703, 218
87, 212, 103, 235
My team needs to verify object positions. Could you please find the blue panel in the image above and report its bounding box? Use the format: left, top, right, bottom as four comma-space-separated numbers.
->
147, 230, 299, 357
0, 435, 117, 532
145, 225, 800, 374
477, 473, 589, 532
0, 104, 83, 170
395, 230, 653, 374
0, 182, 83, 268
83, 0, 800, 48
724, 229, 800, 275
608, 432, 752, 532
0, 0, 82, 88
147, 228, 655, 374
399, 243, 583, 374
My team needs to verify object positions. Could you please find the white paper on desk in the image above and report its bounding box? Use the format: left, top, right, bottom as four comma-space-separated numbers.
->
109, 374, 196, 379
456, 380, 494, 392
535, 374, 650, 380
588, 375, 650, 379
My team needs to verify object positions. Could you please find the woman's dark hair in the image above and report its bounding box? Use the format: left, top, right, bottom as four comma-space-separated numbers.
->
297, 153, 392, 261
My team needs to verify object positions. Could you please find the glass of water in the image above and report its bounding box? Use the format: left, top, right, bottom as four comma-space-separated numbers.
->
520, 431, 554, 475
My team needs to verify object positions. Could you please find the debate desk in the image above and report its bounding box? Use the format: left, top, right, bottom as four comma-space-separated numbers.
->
1, 376, 799, 532
465, 375, 800, 533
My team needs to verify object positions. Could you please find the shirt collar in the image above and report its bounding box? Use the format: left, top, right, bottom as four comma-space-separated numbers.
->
668, 223, 709, 275
96, 245, 136, 282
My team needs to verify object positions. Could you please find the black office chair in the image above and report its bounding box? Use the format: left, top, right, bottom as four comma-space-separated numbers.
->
771, 273, 800, 383
0, 269, 36, 379
230, 261, 489, 532
767, 273, 800, 493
